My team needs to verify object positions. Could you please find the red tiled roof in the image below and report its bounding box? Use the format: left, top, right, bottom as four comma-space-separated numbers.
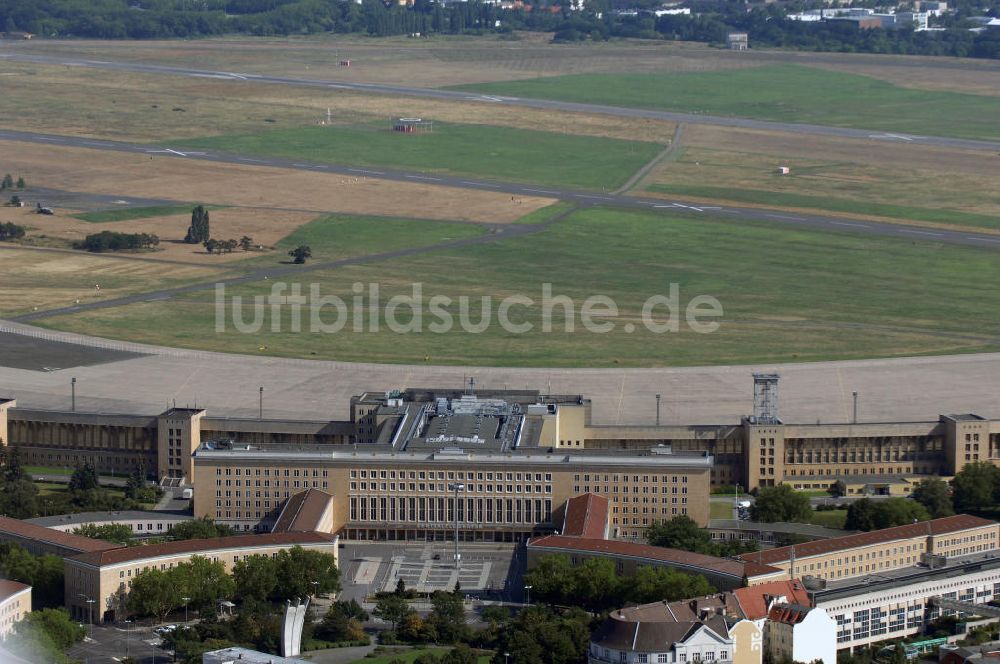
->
272, 489, 333, 533
562, 493, 609, 539
68, 531, 337, 567
0, 516, 120, 554
732, 579, 812, 620
0, 579, 30, 602
737, 514, 998, 566
529, 534, 782, 580
768, 604, 811, 625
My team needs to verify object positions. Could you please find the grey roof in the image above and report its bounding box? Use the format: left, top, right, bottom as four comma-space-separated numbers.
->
709, 520, 856, 539
26, 510, 192, 528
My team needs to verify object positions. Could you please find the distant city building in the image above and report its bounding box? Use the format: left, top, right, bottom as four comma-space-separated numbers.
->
727, 32, 749, 49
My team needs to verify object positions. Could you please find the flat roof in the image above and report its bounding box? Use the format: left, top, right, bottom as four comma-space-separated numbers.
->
68, 531, 338, 568
529, 535, 781, 580
708, 520, 856, 539
0, 515, 121, 554
813, 550, 1000, 603
738, 514, 997, 566
27, 510, 192, 528
193, 443, 713, 468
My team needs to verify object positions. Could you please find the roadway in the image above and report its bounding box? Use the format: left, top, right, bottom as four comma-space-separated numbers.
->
3, 128, 999, 255
2, 50, 999, 153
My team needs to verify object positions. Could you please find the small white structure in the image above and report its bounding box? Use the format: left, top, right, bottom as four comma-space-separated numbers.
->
280, 598, 310, 658
777, 166, 791, 175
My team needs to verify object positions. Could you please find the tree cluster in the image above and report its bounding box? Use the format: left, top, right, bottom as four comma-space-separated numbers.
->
72, 522, 136, 545
288, 244, 312, 264
749, 484, 812, 523
314, 599, 369, 645
185, 205, 210, 244
488, 605, 594, 664
844, 497, 930, 531
2, 608, 84, 664
0, 445, 40, 519
647, 514, 759, 557
0, 222, 26, 240
128, 555, 235, 620
231, 547, 341, 604
0, 173, 24, 190
0, 541, 65, 609
169, 515, 235, 541
524, 554, 713, 612
1, 0, 998, 59
77, 230, 160, 252
952, 461, 1000, 512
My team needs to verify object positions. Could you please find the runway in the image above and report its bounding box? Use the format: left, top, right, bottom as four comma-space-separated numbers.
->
3, 128, 999, 254
1, 51, 999, 153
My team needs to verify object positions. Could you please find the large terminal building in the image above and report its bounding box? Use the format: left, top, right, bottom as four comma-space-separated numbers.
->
1, 377, 999, 540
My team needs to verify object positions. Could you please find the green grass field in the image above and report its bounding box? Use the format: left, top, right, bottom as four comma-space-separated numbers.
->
170, 122, 663, 189
71, 205, 219, 223
646, 184, 1000, 230
348, 647, 492, 664
270, 214, 487, 261
453, 64, 1000, 141
710, 500, 734, 520
803, 509, 849, 530
37, 206, 1000, 367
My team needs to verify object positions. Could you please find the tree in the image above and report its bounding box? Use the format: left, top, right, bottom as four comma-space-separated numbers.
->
845, 498, 930, 531
204, 238, 219, 255
911, 478, 954, 518
239, 235, 254, 251
288, 245, 312, 264
72, 523, 134, 545
426, 590, 469, 644
9, 195, 21, 207
170, 516, 234, 541
2, 444, 28, 482
16, 176, 25, 189
750, 484, 812, 523
176, 555, 234, 613
128, 567, 180, 621
647, 515, 715, 553
222, 238, 238, 254
952, 462, 1000, 512
273, 546, 341, 601
316, 601, 368, 643
20, 608, 85, 650
1, 174, 12, 189
68, 463, 100, 505
374, 593, 409, 631
0, 479, 39, 519
571, 557, 621, 612
185, 205, 210, 244
233, 554, 277, 602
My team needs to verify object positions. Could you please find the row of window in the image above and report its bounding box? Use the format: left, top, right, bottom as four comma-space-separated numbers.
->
350, 495, 552, 525
353, 482, 551, 495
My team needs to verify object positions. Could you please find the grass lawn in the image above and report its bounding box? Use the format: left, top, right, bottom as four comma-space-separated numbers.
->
71, 205, 220, 223
710, 501, 734, 520
170, 122, 663, 190
268, 214, 487, 261
27, 465, 123, 480
348, 647, 492, 664
34, 481, 128, 500
453, 64, 1000, 141
646, 184, 1000, 231
37, 206, 1000, 367
803, 509, 849, 529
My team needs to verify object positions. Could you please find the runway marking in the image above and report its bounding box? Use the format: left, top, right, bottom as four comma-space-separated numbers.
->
292, 163, 310, 168
405, 175, 443, 181
870, 133, 914, 142
577, 194, 614, 201
900, 229, 943, 237
524, 188, 560, 195
188, 73, 234, 80
831, 221, 872, 229
222, 72, 249, 80
478, 95, 506, 103
146, 148, 205, 157
968, 236, 1000, 243
462, 181, 499, 188
348, 168, 384, 175
763, 213, 805, 221
237, 157, 266, 163
34, 137, 65, 142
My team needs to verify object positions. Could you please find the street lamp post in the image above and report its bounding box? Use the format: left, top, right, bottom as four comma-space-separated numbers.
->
124, 619, 133, 658
77, 594, 95, 631
71, 377, 77, 412
181, 596, 191, 623
524, 584, 532, 605
504, 652, 510, 664
448, 483, 465, 570
655, 394, 661, 426
310, 580, 319, 597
